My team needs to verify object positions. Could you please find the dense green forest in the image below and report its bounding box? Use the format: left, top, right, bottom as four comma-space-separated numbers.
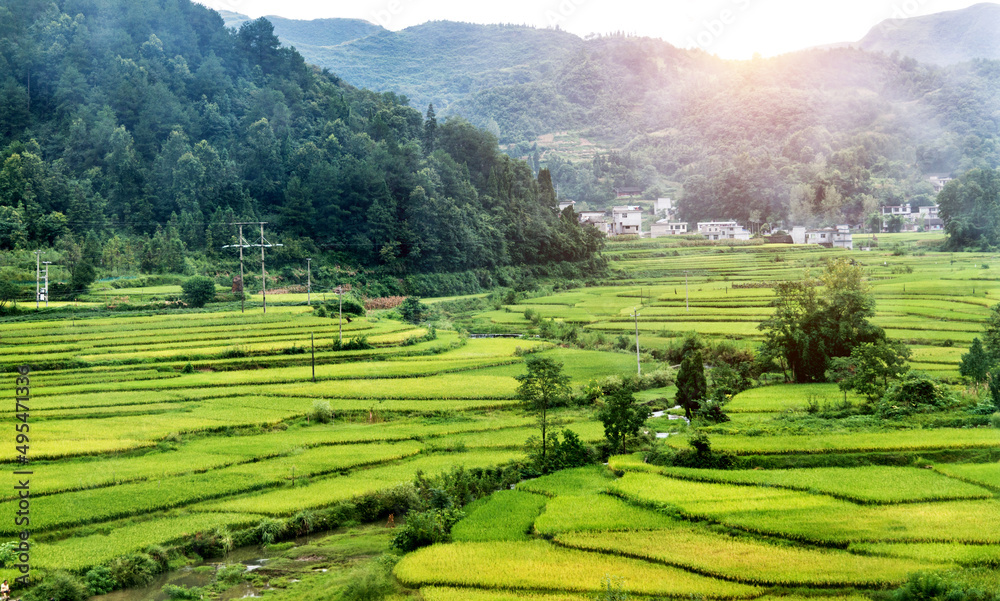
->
273, 15, 1000, 229
0, 0, 602, 296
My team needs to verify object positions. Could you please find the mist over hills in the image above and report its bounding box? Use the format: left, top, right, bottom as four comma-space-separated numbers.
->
857, 3, 1000, 66
217, 7, 1000, 228
218, 10, 383, 49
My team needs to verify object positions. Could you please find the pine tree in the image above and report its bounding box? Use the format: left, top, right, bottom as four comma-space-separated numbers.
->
538, 168, 557, 208
423, 103, 437, 153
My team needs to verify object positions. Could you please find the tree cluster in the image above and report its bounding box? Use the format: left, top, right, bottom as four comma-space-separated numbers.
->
759, 259, 905, 383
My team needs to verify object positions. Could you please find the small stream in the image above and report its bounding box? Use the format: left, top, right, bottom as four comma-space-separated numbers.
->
650, 405, 689, 438
91, 533, 325, 601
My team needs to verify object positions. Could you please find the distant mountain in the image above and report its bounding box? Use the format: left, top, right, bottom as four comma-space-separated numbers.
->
294, 21, 585, 113
857, 3, 1000, 65
216, 9, 1000, 229
219, 11, 383, 50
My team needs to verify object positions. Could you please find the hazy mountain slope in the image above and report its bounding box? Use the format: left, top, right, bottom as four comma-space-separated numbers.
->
303, 21, 586, 112
210, 9, 1000, 227
219, 11, 383, 48
858, 3, 1000, 65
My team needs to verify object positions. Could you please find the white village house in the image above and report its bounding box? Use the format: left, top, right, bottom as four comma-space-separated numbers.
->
651, 220, 688, 238
654, 198, 675, 218
696, 220, 751, 241
612, 206, 642, 236
928, 174, 953, 193
578, 211, 611, 235
881, 203, 943, 232
791, 225, 853, 250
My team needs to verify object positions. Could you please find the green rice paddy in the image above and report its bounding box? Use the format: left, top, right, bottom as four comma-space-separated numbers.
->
6, 232, 1000, 600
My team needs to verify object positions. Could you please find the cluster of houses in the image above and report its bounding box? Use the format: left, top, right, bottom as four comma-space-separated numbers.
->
879, 203, 943, 232
563, 193, 951, 250
564, 198, 857, 249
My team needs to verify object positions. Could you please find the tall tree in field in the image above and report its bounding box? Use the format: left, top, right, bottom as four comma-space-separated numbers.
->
759, 258, 886, 383
960, 337, 991, 383
831, 340, 911, 402
516, 355, 570, 467
598, 388, 651, 454
676, 348, 708, 420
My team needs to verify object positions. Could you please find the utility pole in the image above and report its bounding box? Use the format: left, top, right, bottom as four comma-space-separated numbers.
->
632, 307, 641, 376
306, 258, 311, 306
34, 251, 41, 309
334, 285, 345, 344
223, 223, 282, 314
260, 223, 267, 314
42, 261, 52, 308
238, 224, 244, 313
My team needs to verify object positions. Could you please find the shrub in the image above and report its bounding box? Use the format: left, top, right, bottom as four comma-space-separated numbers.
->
107, 553, 160, 588
27, 572, 89, 601
876, 372, 955, 419
187, 527, 233, 558
253, 519, 285, 545
595, 575, 630, 601
0, 541, 16, 567
888, 571, 999, 601
340, 555, 397, 601
70, 261, 96, 294
181, 276, 216, 308
528, 430, 595, 472
288, 509, 316, 535
648, 431, 736, 470
696, 399, 730, 423
992, 413, 1000, 429
181, 362, 194, 374
398, 297, 426, 324
214, 564, 247, 586
162, 585, 203, 600
390, 508, 464, 552
332, 336, 373, 351
310, 400, 332, 423
338, 297, 366, 317
84, 566, 115, 595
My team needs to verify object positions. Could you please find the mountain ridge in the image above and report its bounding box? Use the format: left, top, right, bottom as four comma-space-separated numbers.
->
857, 2, 1000, 65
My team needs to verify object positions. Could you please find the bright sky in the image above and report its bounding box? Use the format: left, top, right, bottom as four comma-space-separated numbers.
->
194, 0, 990, 59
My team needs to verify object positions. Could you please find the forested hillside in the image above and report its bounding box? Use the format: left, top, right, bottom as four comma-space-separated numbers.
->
0, 0, 602, 294
254, 13, 1000, 229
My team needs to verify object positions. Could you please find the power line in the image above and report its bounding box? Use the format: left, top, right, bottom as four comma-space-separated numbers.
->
222, 222, 283, 314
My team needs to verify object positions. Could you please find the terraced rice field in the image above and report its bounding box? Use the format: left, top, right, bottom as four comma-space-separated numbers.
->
8, 232, 1000, 599
466, 233, 1000, 378
1, 305, 620, 586
401, 457, 992, 598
